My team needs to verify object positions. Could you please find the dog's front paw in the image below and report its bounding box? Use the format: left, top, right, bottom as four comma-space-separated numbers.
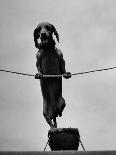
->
63, 72, 71, 79
35, 73, 43, 79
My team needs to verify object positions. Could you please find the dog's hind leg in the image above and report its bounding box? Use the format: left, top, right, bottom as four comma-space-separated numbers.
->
53, 117, 57, 128
44, 114, 54, 128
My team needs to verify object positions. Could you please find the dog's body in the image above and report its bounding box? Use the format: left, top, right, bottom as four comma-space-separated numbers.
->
34, 22, 71, 128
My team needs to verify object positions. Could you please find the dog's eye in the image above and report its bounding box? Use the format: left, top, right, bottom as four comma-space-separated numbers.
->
45, 25, 51, 31
37, 27, 41, 32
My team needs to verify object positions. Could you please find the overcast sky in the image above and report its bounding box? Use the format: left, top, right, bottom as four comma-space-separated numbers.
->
0, 0, 116, 151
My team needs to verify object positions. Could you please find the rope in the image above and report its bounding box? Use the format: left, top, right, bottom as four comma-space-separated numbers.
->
0, 69, 34, 77
44, 139, 49, 151
0, 66, 116, 77
72, 66, 116, 76
79, 138, 86, 151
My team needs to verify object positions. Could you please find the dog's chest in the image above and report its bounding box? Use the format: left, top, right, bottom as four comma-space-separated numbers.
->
41, 52, 60, 74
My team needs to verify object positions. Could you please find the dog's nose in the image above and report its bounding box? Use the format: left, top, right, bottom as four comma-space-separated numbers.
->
40, 32, 46, 38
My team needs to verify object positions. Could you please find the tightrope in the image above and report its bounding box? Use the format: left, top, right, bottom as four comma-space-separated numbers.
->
0, 69, 34, 77
0, 66, 116, 77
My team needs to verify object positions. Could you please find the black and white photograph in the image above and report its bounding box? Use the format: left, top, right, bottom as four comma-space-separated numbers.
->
0, 0, 116, 153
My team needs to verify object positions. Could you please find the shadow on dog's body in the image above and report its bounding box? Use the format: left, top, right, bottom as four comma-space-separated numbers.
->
34, 22, 70, 128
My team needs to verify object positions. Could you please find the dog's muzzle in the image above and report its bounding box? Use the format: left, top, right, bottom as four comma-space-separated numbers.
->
40, 32, 49, 44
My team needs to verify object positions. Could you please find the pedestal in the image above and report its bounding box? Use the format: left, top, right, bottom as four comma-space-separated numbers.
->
48, 128, 80, 151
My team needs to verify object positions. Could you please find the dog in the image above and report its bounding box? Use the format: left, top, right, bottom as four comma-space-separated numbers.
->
34, 22, 71, 128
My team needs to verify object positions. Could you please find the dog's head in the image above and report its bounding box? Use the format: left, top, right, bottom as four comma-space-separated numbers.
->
34, 22, 59, 49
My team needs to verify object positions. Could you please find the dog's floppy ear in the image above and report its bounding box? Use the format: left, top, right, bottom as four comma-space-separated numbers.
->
33, 27, 41, 49
33, 28, 39, 49
52, 25, 59, 43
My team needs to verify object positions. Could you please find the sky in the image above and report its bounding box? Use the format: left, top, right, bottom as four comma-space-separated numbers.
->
0, 0, 116, 151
